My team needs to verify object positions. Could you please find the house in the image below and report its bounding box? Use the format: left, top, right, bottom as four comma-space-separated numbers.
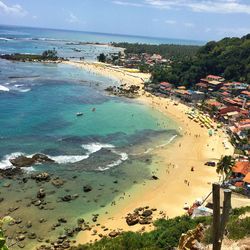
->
198, 75, 224, 92
159, 82, 173, 95
243, 173, 250, 188
205, 99, 224, 112
232, 161, 250, 179
206, 75, 225, 82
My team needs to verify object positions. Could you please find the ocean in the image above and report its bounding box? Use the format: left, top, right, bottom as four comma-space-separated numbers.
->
0, 25, 180, 249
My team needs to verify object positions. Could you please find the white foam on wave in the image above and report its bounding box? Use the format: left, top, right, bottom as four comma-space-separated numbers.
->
130, 134, 178, 156
0, 85, 10, 92
0, 37, 11, 41
82, 142, 114, 154
50, 155, 89, 164
14, 84, 24, 87
0, 152, 23, 169
0, 143, 129, 171
155, 134, 178, 148
48, 143, 115, 164
18, 88, 31, 93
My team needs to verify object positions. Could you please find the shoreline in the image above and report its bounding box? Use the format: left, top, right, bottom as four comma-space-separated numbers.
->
63, 61, 235, 245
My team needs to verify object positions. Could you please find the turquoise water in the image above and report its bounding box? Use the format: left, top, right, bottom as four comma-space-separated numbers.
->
0, 25, 204, 60
0, 25, 180, 249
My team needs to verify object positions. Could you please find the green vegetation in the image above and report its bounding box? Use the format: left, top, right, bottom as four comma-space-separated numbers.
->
150, 34, 250, 86
216, 155, 235, 184
71, 206, 250, 250
112, 42, 200, 59
0, 217, 12, 250
0, 49, 59, 62
70, 216, 211, 250
97, 53, 106, 63
41, 48, 58, 60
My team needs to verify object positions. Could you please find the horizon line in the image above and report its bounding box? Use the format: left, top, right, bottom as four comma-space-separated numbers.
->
0, 23, 207, 45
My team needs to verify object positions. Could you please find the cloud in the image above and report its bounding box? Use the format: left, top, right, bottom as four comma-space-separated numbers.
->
145, 0, 250, 14
165, 19, 176, 24
67, 12, 79, 24
184, 22, 195, 27
0, 0, 27, 16
112, 0, 144, 7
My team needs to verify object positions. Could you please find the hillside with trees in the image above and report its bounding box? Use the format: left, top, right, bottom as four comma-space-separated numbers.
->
111, 42, 200, 59
150, 34, 250, 86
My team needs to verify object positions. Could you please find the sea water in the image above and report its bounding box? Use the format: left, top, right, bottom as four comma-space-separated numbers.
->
0, 25, 180, 249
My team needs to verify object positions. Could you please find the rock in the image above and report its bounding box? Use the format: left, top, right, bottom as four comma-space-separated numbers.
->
22, 178, 28, 183
16, 234, 25, 241
77, 218, 85, 224
58, 217, 67, 223
10, 155, 35, 168
31, 172, 50, 182
32, 153, 54, 163
3, 183, 11, 188
15, 218, 22, 224
142, 210, 153, 217
139, 218, 152, 225
83, 185, 92, 192
17, 243, 25, 248
51, 178, 64, 187
26, 221, 32, 228
151, 175, 159, 180
39, 218, 46, 223
34, 200, 42, 206
178, 223, 205, 250
109, 231, 119, 238
37, 189, 46, 199
126, 214, 139, 226
27, 232, 37, 239
61, 195, 72, 202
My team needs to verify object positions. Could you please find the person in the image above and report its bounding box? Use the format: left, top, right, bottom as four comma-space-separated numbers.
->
191, 166, 194, 172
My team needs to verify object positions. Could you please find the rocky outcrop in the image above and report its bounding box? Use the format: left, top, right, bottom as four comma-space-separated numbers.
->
83, 185, 92, 192
125, 207, 155, 226
178, 223, 205, 250
9, 154, 54, 168
31, 172, 50, 182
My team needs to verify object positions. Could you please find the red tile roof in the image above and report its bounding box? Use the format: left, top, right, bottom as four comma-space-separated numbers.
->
241, 91, 250, 97
196, 82, 208, 88
232, 161, 250, 176
243, 173, 250, 184
207, 75, 223, 80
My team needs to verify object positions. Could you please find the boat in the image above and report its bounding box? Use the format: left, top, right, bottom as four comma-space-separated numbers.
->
76, 112, 83, 117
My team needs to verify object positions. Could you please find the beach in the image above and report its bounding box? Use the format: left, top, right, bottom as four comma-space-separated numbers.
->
64, 61, 235, 245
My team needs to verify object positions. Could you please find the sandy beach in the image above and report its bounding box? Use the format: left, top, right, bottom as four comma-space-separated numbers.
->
64, 60, 235, 245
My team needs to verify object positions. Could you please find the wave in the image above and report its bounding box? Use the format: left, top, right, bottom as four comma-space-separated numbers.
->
98, 151, 128, 171
82, 142, 114, 154
0, 85, 10, 92
0, 143, 129, 171
0, 152, 23, 169
14, 84, 24, 87
131, 134, 178, 156
0, 37, 11, 41
17, 88, 31, 93
50, 155, 89, 164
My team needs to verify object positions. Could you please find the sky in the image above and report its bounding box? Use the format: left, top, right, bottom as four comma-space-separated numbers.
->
0, 0, 250, 41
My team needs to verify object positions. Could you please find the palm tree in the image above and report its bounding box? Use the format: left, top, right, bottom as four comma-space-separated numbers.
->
216, 155, 235, 184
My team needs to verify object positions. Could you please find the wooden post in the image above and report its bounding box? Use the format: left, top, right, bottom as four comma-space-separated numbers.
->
219, 189, 232, 248
212, 183, 221, 250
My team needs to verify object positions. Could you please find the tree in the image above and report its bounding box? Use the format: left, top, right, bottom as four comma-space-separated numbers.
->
97, 53, 106, 63
216, 155, 235, 184
0, 217, 13, 250
41, 48, 58, 60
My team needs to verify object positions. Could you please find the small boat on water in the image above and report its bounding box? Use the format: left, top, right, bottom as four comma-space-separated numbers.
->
76, 112, 83, 117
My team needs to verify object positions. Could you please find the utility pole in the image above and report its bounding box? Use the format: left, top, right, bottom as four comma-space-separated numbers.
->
212, 183, 232, 250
